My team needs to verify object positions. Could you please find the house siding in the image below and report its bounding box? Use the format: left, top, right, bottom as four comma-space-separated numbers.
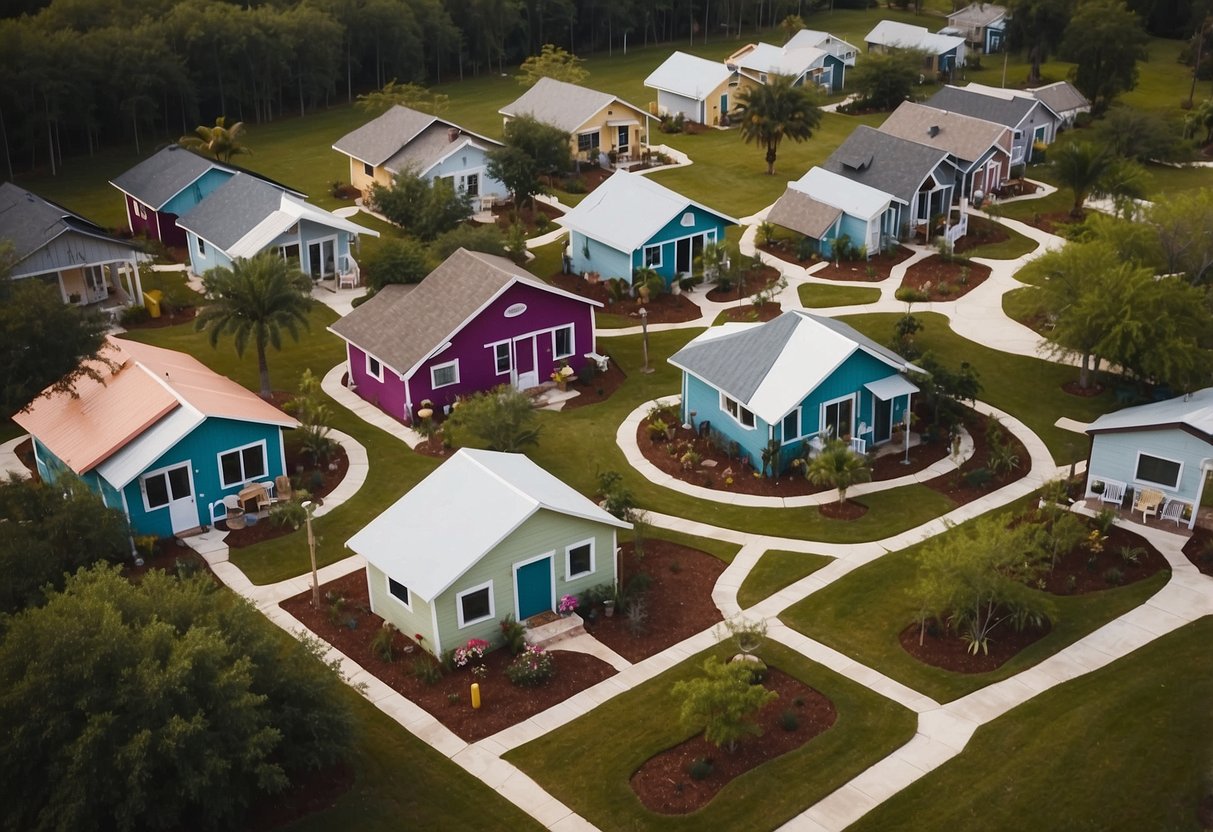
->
1011, 103, 1059, 164
1087, 428, 1213, 506
425, 143, 508, 200
570, 231, 632, 281
657, 90, 703, 123
566, 102, 649, 161
346, 342, 408, 421
629, 204, 732, 284
366, 562, 440, 651
162, 168, 233, 217
8, 230, 140, 282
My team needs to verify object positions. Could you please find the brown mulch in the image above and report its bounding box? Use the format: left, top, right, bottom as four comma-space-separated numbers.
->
123, 307, 198, 329
705, 265, 783, 303
900, 256, 992, 301
1182, 528, 1213, 577
1062, 381, 1105, 397
246, 762, 356, 831
951, 215, 1011, 254
819, 500, 868, 519
805, 246, 916, 282
219, 444, 350, 549
629, 668, 837, 814
586, 539, 726, 663
331, 183, 362, 200
919, 411, 1031, 504
900, 619, 1051, 673
993, 179, 1040, 199
1035, 519, 1168, 594
716, 302, 782, 322
548, 271, 702, 323
491, 201, 563, 235
1022, 210, 1078, 235
280, 570, 617, 743
124, 537, 211, 582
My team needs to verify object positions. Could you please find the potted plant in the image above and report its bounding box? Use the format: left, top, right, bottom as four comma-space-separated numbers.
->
558, 594, 579, 617
417, 398, 435, 420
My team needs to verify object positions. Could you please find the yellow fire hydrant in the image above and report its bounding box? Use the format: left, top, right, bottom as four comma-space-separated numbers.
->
470, 682, 481, 709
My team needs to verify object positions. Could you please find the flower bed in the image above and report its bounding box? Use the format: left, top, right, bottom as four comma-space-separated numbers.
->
546, 271, 702, 324
898, 255, 992, 301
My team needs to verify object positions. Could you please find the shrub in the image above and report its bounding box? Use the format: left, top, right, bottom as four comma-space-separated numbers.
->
1104, 566, 1125, 585
411, 656, 443, 685
505, 644, 555, 687
1120, 545, 1145, 566
779, 709, 799, 732
371, 625, 397, 663
500, 615, 527, 655
895, 287, 930, 303
688, 757, 714, 780
963, 467, 994, 489
120, 304, 151, 326
673, 656, 778, 753
625, 593, 649, 636
561, 177, 587, 194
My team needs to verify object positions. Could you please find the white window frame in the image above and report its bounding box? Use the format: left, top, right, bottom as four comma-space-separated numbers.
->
217, 440, 268, 489
1133, 451, 1183, 491
552, 325, 575, 360
781, 408, 802, 445
196, 236, 206, 256
387, 576, 412, 611
564, 538, 596, 580
365, 352, 384, 382
430, 359, 460, 389
721, 392, 756, 430
456, 580, 495, 628
577, 130, 600, 153
140, 462, 189, 512
643, 244, 662, 268
492, 341, 512, 376
819, 393, 856, 440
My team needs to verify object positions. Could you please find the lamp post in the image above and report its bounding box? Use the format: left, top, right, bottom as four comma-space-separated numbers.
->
639, 307, 654, 374
302, 500, 319, 607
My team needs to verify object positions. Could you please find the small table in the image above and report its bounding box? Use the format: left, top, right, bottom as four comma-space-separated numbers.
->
238, 483, 269, 514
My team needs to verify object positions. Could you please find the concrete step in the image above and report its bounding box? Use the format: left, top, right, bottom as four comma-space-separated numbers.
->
524, 612, 586, 649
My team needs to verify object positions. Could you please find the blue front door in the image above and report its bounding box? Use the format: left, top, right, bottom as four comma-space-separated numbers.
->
516, 556, 553, 620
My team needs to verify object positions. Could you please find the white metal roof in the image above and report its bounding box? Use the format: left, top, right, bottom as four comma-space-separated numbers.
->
345, 449, 631, 602
555, 171, 737, 253
865, 20, 965, 55
791, 167, 897, 218
227, 192, 379, 259
735, 42, 827, 77
1088, 388, 1213, 437
644, 52, 734, 100
95, 405, 205, 489
865, 374, 920, 401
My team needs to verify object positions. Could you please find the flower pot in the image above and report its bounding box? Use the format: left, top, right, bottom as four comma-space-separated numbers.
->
417, 407, 434, 420
603, 600, 615, 618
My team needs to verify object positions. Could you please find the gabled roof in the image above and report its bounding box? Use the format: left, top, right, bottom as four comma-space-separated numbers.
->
865, 20, 965, 55
1087, 388, 1213, 442
644, 52, 735, 100
327, 248, 600, 377
499, 77, 648, 134
946, 3, 1007, 28
822, 126, 953, 205
175, 173, 377, 258
668, 310, 920, 425
331, 105, 503, 171
1027, 81, 1091, 114
924, 84, 1047, 129
766, 188, 842, 239
786, 29, 859, 59
556, 171, 737, 253
0, 183, 140, 272
879, 101, 1009, 165
12, 336, 298, 485
732, 42, 828, 78
346, 448, 631, 602
790, 166, 897, 218
109, 145, 302, 209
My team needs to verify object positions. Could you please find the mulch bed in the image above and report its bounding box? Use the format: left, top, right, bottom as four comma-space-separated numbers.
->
583, 539, 726, 663
1182, 528, 1213, 577
918, 411, 1030, 505
548, 271, 701, 323
951, 215, 1011, 254
900, 619, 1051, 673
716, 302, 782, 322
280, 570, 617, 743
1062, 381, 1105, 397
900, 256, 992, 301
818, 499, 867, 519
1021, 210, 1078, 235
122, 306, 198, 329
704, 264, 783, 303
1035, 518, 1167, 595
805, 246, 916, 282
629, 668, 837, 813
491, 201, 563, 235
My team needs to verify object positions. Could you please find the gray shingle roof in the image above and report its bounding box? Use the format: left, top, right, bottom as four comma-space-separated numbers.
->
328, 249, 596, 376
499, 77, 646, 134
766, 187, 842, 238
822, 126, 952, 204
175, 174, 285, 251
878, 101, 1007, 166
672, 312, 801, 404
109, 145, 301, 209
1028, 81, 1091, 115
947, 3, 1007, 27
381, 123, 500, 176
0, 182, 134, 269
924, 85, 1038, 129
332, 106, 438, 167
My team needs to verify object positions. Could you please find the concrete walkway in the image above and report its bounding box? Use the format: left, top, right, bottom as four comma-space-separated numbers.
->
0, 435, 30, 479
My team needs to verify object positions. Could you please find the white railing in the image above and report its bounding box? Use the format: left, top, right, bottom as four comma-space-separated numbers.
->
850, 436, 867, 455
944, 198, 970, 246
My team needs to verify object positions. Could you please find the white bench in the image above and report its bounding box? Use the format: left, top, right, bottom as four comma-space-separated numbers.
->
584, 352, 610, 373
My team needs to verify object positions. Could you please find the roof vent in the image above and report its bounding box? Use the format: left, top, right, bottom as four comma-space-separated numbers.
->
447, 127, 460, 142
928, 125, 940, 137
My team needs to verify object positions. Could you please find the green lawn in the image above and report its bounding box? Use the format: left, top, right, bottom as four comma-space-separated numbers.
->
638, 527, 743, 565
504, 640, 917, 832
849, 618, 1213, 832
798, 283, 882, 308
960, 224, 1039, 260
840, 312, 1114, 464
1002, 286, 1044, 331
737, 550, 834, 610
780, 507, 1170, 703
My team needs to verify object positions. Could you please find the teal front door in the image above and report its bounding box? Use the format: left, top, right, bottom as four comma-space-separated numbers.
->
515, 556, 553, 620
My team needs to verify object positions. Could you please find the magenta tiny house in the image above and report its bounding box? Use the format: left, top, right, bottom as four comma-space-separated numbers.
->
330, 249, 601, 424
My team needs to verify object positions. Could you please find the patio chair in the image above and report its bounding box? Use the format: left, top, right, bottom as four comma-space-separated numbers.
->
1132, 487, 1165, 523
222, 495, 246, 530
275, 474, 294, 503
1160, 498, 1188, 527
1098, 479, 1126, 508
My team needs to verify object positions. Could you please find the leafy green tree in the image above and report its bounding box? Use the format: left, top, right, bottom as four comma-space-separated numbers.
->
912, 353, 982, 434
779, 14, 808, 42
0, 565, 354, 832
370, 168, 472, 239
1091, 106, 1184, 162
356, 79, 450, 114
1148, 187, 1213, 284
672, 656, 777, 753
444, 384, 541, 451
287, 369, 337, 464
516, 43, 587, 86
195, 252, 313, 399
178, 115, 251, 162
805, 438, 872, 504
914, 515, 1053, 655
1050, 142, 1145, 217
0, 474, 130, 614
362, 237, 432, 290
1007, 0, 1076, 84
734, 73, 823, 175
1061, 0, 1149, 112
1183, 97, 1213, 145
849, 49, 927, 111
487, 115, 570, 205
431, 224, 510, 261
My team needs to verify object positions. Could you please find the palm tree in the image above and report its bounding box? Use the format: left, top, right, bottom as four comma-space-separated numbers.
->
734, 74, 823, 175
179, 116, 252, 163
805, 438, 872, 505
195, 253, 313, 399
1052, 141, 1111, 217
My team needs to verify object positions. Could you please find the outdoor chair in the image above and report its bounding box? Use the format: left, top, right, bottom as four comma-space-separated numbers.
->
1160, 498, 1187, 527
222, 495, 246, 530
1132, 487, 1165, 523
275, 475, 294, 503
1098, 480, 1126, 508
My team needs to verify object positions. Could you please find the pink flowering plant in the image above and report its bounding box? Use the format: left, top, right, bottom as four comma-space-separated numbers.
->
505, 644, 555, 687
453, 638, 489, 669
558, 594, 580, 614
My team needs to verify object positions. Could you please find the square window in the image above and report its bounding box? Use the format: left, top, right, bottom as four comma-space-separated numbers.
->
553, 326, 574, 360
457, 583, 494, 627
494, 343, 511, 375
220, 452, 243, 487
219, 442, 267, 488
431, 361, 459, 388
363, 161, 374, 177
366, 354, 383, 381
644, 245, 662, 268
144, 473, 169, 509
388, 578, 410, 607
566, 541, 594, 578
577, 131, 600, 153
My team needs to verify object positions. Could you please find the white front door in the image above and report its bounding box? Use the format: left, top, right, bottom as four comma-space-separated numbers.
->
514, 334, 539, 390
142, 462, 197, 534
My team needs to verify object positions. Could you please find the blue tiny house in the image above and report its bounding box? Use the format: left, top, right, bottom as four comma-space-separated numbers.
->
670, 311, 920, 473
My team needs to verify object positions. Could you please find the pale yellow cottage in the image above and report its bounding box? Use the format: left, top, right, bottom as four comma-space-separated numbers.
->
499, 77, 651, 164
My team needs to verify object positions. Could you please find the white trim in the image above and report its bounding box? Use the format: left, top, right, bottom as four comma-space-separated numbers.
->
643, 244, 663, 268
217, 440, 269, 489
721, 392, 757, 430
429, 602, 443, 655
781, 407, 803, 445
552, 324, 575, 361
386, 575, 413, 611
430, 359, 460, 389
456, 579, 495, 628
1133, 450, 1183, 491
564, 538, 596, 580
138, 461, 196, 534
365, 352, 384, 382
490, 340, 513, 376
820, 393, 857, 439
512, 551, 556, 620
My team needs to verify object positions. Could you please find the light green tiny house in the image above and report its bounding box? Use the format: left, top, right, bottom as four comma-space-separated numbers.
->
348, 449, 631, 656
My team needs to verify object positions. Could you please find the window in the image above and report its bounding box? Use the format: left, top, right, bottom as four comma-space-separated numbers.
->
363, 161, 374, 177
565, 540, 595, 579
142, 465, 191, 511
577, 131, 600, 153
464, 172, 479, 197
553, 325, 574, 360
1135, 453, 1182, 489
722, 393, 756, 429
365, 353, 383, 382
430, 360, 459, 389
782, 409, 800, 443
197, 237, 206, 256
279, 243, 300, 267
822, 396, 854, 439
388, 577, 411, 609
493, 342, 511, 375
643, 245, 662, 268
218, 442, 267, 488
457, 581, 494, 627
